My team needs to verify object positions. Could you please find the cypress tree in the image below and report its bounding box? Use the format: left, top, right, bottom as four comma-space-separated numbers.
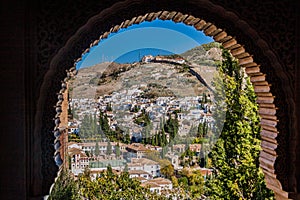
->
115, 143, 121, 158
161, 128, 167, 146
95, 141, 100, 156
197, 123, 203, 138
158, 132, 162, 146
205, 48, 274, 199
151, 136, 155, 146
106, 141, 112, 156
155, 133, 159, 146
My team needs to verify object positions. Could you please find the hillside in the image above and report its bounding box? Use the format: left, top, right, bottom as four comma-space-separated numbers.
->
180, 42, 222, 91
181, 42, 222, 65
69, 62, 132, 99
69, 42, 222, 99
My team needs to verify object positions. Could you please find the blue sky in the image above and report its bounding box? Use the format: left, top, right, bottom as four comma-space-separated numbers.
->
77, 19, 213, 69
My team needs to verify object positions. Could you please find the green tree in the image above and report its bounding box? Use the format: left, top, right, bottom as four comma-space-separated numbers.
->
178, 176, 188, 189
77, 166, 168, 199
134, 109, 151, 127
77, 114, 100, 141
124, 163, 129, 172
79, 169, 94, 198
160, 145, 168, 158
157, 132, 162, 146
205, 48, 274, 199
94, 141, 100, 156
171, 175, 179, 188
145, 150, 161, 162
177, 168, 205, 198
106, 140, 112, 156
202, 93, 207, 103
99, 111, 110, 136
106, 103, 112, 111
159, 159, 174, 179
203, 121, 208, 137
164, 113, 179, 140
130, 105, 139, 112
142, 123, 151, 144
188, 170, 205, 199
115, 142, 121, 158
124, 130, 131, 144
151, 135, 155, 146
197, 122, 204, 138
80, 114, 93, 139
154, 133, 159, 146
48, 170, 79, 200
68, 133, 81, 142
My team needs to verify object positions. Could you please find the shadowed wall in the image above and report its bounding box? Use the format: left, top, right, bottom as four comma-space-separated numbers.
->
0, 0, 298, 199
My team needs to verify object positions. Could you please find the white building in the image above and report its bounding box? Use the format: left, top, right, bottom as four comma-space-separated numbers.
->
128, 170, 151, 180
126, 143, 149, 159
77, 142, 127, 155
68, 147, 89, 176
141, 178, 173, 195
142, 55, 154, 63
130, 158, 161, 177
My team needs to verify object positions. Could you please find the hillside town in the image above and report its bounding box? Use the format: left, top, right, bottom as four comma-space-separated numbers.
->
66, 55, 215, 197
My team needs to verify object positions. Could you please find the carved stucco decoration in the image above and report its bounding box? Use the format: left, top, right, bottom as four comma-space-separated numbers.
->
33, 0, 296, 198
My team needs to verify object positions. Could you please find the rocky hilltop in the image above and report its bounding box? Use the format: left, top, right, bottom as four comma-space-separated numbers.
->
180, 42, 222, 65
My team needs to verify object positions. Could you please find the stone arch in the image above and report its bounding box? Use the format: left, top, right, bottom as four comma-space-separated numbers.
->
34, 1, 296, 199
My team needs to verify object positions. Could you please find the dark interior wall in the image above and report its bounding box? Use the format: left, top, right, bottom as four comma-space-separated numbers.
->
0, 0, 298, 199
296, 7, 300, 198
0, 1, 26, 200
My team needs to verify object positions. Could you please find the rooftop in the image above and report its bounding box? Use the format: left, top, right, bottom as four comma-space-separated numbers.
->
128, 170, 150, 175
131, 158, 158, 165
